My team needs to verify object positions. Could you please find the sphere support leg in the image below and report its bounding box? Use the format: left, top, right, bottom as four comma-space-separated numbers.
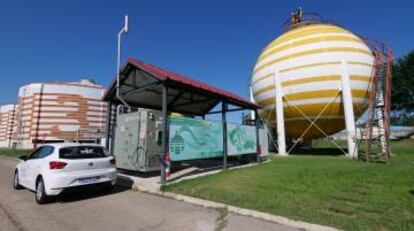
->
274, 71, 287, 156
341, 60, 358, 158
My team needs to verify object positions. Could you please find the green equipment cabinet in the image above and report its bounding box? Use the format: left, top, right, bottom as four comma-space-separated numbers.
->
113, 110, 163, 172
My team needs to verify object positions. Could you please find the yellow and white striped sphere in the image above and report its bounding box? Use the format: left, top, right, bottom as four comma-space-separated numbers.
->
252, 24, 375, 139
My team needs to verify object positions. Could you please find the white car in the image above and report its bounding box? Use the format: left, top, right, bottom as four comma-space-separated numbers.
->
13, 143, 117, 204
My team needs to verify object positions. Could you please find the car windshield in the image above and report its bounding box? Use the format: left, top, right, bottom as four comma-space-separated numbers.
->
59, 146, 108, 159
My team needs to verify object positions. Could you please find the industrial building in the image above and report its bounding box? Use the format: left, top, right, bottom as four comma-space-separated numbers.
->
13, 79, 108, 149
0, 104, 17, 148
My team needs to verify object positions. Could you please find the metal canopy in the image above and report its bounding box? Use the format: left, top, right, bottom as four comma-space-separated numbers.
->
103, 58, 259, 115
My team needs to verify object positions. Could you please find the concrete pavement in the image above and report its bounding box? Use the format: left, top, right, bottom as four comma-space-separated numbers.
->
0, 157, 298, 231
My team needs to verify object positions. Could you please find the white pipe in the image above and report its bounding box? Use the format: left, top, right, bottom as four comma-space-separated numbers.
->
341, 60, 358, 158
116, 15, 131, 111
274, 71, 287, 155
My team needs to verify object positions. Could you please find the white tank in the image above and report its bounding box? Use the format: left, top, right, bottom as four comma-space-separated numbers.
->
251, 24, 375, 139
15, 79, 108, 148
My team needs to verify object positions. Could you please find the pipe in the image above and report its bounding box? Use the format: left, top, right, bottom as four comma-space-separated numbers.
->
249, 85, 256, 121
116, 15, 131, 112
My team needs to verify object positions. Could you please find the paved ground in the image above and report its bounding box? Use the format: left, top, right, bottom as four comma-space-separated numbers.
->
0, 157, 298, 231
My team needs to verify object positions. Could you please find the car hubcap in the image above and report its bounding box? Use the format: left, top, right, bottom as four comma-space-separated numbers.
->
36, 182, 43, 200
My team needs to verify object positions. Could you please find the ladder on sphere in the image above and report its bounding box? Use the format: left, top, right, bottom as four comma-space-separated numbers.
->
364, 48, 393, 162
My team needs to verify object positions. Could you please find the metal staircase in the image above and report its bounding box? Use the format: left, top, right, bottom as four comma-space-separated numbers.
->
364, 45, 393, 162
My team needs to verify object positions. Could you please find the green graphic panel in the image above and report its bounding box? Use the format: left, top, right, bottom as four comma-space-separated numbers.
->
227, 124, 257, 155
169, 116, 223, 161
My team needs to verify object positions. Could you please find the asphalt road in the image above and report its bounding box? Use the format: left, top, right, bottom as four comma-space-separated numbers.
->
0, 157, 298, 231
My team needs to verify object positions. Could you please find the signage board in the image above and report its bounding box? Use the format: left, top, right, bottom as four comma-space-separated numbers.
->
169, 116, 223, 161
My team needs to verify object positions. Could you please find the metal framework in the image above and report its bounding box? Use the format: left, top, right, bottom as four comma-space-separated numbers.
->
281, 10, 338, 32
363, 43, 393, 162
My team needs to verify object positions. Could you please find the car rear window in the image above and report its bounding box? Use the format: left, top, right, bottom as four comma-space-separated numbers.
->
59, 146, 108, 159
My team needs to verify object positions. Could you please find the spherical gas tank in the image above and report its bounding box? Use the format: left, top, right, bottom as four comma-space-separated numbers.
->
251, 24, 374, 139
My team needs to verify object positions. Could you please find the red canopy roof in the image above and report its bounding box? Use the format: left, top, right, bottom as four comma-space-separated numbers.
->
103, 58, 260, 115
126, 58, 258, 108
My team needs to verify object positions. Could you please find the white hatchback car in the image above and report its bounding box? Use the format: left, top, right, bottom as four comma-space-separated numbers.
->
13, 143, 117, 204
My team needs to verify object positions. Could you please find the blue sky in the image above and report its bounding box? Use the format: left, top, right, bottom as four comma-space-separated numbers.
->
0, 0, 412, 107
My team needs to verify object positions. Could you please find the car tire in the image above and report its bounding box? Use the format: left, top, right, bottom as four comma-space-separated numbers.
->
35, 178, 50, 204
13, 170, 23, 190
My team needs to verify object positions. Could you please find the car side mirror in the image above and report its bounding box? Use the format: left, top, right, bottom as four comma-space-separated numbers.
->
18, 155, 27, 161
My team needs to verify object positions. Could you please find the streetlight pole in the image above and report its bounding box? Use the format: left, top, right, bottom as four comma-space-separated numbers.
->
116, 15, 131, 111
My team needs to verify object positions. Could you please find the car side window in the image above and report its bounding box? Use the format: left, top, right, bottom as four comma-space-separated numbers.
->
38, 146, 54, 159
27, 146, 54, 159
27, 147, 45, 160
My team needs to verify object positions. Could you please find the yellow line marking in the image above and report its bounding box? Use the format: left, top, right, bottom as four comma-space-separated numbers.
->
279, 61, 341, 73
260, 102, 367, 118
282, 75, 341, 87
253, 75, 371, 97
253, 85, 274, 97
348, 61, 373, 67
264, 25, 350, 50
252, 73, 273, 84
254, 47, 372, 74
259, 35, 365, 62
256, 89, 369, 107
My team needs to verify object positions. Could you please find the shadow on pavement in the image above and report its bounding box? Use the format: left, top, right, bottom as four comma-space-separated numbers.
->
114, 155, 261, 185
117, 168, 161, 178
56, 177, 134, 203
167, 158, 243, 183
290, 147, 346, 156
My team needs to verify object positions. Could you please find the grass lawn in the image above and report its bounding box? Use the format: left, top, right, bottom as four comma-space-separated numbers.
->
163, 140, 414, 231
0, 148, 31, 158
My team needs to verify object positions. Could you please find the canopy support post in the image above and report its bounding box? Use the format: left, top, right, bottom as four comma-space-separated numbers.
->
161, 83, 169, 183
222, 101, 228, 169
105, 102, 112, 151
255, 109, 261, 163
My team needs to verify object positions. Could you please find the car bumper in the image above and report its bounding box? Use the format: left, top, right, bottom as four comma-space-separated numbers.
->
44, 168, 117, 196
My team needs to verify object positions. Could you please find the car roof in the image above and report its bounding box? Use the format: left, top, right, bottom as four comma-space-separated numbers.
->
40, 143, 104, 149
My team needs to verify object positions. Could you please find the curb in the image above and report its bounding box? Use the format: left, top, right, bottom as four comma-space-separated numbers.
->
118, 159, 339, 231
149, 191, 339, 231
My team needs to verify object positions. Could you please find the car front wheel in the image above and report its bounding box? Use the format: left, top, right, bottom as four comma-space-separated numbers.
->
35, 178, 50, 204
13, 170, 23, 190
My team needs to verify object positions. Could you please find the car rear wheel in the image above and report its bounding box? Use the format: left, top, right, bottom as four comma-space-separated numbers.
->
35, 178, 50, 204
13, 170, 23, 190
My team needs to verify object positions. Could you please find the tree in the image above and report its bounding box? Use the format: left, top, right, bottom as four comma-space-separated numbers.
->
391, 50, 414, 125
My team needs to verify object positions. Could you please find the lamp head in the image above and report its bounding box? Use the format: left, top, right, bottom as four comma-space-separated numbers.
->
124, 15, 129, 33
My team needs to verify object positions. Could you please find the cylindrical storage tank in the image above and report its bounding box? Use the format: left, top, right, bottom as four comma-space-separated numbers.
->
0, 104, 17, 148
15, 79, 107, 149
252, 23, 375, 139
